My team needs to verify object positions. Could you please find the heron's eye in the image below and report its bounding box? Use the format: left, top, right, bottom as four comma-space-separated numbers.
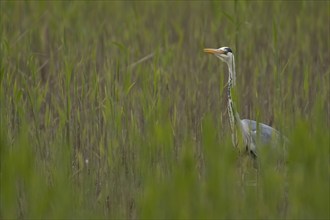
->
226, 48, 233, 53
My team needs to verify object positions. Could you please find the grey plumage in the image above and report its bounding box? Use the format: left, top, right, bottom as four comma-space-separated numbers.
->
204, 46, 287, 160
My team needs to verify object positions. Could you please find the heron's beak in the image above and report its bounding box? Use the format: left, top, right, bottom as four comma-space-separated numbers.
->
203, 48, 225, 54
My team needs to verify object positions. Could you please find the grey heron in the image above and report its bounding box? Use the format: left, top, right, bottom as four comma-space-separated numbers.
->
204, 47, 286, 160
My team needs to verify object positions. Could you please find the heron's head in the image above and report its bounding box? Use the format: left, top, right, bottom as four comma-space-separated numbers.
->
204, 47, 233, 65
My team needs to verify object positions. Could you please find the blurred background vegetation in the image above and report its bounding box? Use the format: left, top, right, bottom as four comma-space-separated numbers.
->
1, 1, 329, 219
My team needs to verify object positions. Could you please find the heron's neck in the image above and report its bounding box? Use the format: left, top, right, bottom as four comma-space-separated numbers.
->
227, 57, 237, 123
227, 80, 236, 146
228, 55, 236, 87
226, 57, 236, 104
226, 57, 241, 147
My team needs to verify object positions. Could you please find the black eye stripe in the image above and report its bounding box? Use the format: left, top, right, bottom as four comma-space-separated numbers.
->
225, 47, 233, 53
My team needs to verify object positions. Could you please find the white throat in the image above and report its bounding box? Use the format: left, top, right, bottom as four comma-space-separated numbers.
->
227, 55, 236, 87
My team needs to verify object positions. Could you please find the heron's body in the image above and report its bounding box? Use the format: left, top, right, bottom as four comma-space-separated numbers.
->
204, 47, 286, 159
241, 119, 280, 145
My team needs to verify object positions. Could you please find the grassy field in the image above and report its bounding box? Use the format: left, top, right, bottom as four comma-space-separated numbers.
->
1, 1, 329, 219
